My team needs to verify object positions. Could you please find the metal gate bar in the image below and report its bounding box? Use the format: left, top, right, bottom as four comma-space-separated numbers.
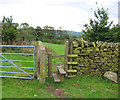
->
1, 76, 33, 79
0, 66, 34, 69
0, 45, 35, 79
0, 45, 35, 47
0, 53, 33, 55
0, 71, 33, 75
0, 54, 32, 78
1, 60, 33, 62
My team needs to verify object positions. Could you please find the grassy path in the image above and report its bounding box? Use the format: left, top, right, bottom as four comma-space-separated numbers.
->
1, 75, 118, 98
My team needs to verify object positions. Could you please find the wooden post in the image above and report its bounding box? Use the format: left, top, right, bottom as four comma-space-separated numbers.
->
69, 37, 73, 77
64, 39, 69, 77
37, 42, 40, 80
37, 41, 46, 83
48, 53, 52, 78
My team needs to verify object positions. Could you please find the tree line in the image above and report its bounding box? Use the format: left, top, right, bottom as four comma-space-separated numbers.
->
1, 16, 72, 45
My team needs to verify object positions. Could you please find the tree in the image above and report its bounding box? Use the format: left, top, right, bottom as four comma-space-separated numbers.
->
57, 27, 64, 39
35, 26, 43, 41
82, 6, 113, 42
2, 16, 19, 44
43, 25, 56, 40
20, 22, 29, 29
18, 23, 36, 42
109, 24, 120, 42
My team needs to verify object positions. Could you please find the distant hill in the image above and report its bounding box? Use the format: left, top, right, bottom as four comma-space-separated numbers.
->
66, 30, 84, 37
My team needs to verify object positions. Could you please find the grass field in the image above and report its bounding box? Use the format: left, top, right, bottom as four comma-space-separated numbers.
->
43, 42, 65, 55
1, 42, 119, 98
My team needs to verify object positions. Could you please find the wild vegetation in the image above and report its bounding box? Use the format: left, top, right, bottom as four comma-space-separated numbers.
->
1, 43, 118, 98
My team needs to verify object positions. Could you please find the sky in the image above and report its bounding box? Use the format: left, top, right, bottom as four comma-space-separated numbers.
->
0, 0, 119, 32
118, 1, 120, 25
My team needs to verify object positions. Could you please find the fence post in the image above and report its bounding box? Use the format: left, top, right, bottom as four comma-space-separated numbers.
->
37, 41, 40, 80
48, 53, 52, 78
64, 39, 69, 73
69, 37, 73, 77
37, 41, 46, 83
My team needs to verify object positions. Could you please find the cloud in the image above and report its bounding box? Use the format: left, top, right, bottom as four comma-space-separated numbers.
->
0, 0, 25, 5
0, 0, 119, 31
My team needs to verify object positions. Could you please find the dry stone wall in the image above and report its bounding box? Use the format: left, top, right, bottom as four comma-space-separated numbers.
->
67, 39, 120, 77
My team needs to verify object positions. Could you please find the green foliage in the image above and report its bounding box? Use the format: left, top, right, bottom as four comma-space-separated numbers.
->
82, 7, 113, 42
108, 24, 120, 42
43, 25, 56, 40
18, 23, 36, 42
1, 16, 74, 44
2, 16, 19, 44
35, 26, 43, 41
